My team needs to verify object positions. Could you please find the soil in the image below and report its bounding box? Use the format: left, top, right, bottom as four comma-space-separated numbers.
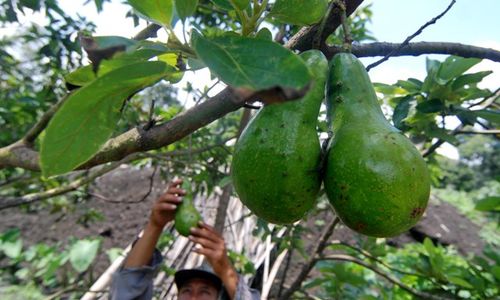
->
0, 166, 486, 296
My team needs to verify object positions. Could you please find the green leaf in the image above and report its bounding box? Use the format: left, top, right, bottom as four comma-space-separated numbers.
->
437, 56, 481, 82
491, 266, 500, 281
175, 0, 198, 20
427, 127, 459, 145
392, 96, 413, 130
447, 276, 474, 289
472, 109, 500, 125
374, 83, 408, 95
69, 239, 100, 273
66, 44, 173, 87
454, 109, 477, 126
416, 98, 445, 113
218, 176, 232, 187
41, 61, 173, 177
158, 53, 185, 83
0, 229, 22, 259
106, 248, 123, 263
475, 196, 500, 212
231, 0, 250, 10
211, 0, 233, 10
395, 78, 422, 93
191, 31, 310, 90
19, 0, 41, 11
90, 35, 138, 51
127, 0, 174, 26
269, 0, 328, 26
255, 27, 273, 40
451, 71, 493, 91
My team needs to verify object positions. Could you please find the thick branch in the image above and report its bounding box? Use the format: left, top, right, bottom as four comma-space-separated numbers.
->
318, 254, 452, 300
326, 42, 500, 62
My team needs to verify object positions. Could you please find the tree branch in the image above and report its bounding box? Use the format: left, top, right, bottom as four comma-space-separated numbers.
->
0, 154, 140, 210
0, 2, 367, 172
317, 254, 452, 300
366, 0, 456, 71
329, 241, 426, 278
285, 0, 364, 51
455, 129, 500, 135
326, 42, 500, 62
279, 217, 340, 300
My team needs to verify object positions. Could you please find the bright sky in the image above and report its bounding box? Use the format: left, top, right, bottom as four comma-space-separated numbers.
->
4, 0, 500, 158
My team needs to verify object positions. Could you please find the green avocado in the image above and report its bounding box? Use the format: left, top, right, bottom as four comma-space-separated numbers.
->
231, 50, 328, 224
324, 53, 430, 237
174, 181, 202, 237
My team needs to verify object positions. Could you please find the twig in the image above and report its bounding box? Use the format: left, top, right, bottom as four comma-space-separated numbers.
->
137, 164, 158, 202
279, 216, 340, 300
468, 87, 500, 109
339, 0, 352, 51
455, 129, 500, 135
274, 25, 287, 43
285, 0, 364, 51
195, 80, 221, 105
0, 174, 31, 187
422, 125, 463, 158
312, 0, 336, 50
317, 254, 453, 300
366, 0, 457, 71
89, 164, 158, 204
0, 153, 140, 210
330, 241, 426, 278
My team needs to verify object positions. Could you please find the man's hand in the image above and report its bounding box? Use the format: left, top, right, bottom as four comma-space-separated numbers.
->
149, 178, 185, 229
189, 223, 239, 299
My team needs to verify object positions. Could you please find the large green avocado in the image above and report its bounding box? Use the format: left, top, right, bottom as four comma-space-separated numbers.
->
174, 181, 202, 237
324, 53, 430, 237
231, 50, 328, 224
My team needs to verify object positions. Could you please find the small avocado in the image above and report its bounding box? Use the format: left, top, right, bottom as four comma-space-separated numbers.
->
174, 181, 202, 237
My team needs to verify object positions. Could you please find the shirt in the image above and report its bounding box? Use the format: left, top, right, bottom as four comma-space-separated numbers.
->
109, 249, 261, 300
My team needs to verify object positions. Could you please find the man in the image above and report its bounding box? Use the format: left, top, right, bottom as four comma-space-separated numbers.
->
110, 178, 260, 300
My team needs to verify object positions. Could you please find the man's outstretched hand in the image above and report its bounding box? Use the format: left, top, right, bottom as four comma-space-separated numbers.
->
189, 222, 239, 299
149, 178, 185, 229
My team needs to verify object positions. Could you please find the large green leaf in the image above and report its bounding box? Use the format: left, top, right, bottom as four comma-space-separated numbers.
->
437, 56, 481, 82
392, 96, 413, 130
66, 42, 173, 87
232, 0, 250, 10
210, 0, 233, 10
69, 239, 100, 273
269, 0, 328, 25
475, 196, 500, 212
191, 31, 310, 90
41, 61, 173, 177
472, 109, 500, 124
451, 71, 493, 91
127, 0, 174, 26
416, 98, 445, 113
175, 0, 198, 20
